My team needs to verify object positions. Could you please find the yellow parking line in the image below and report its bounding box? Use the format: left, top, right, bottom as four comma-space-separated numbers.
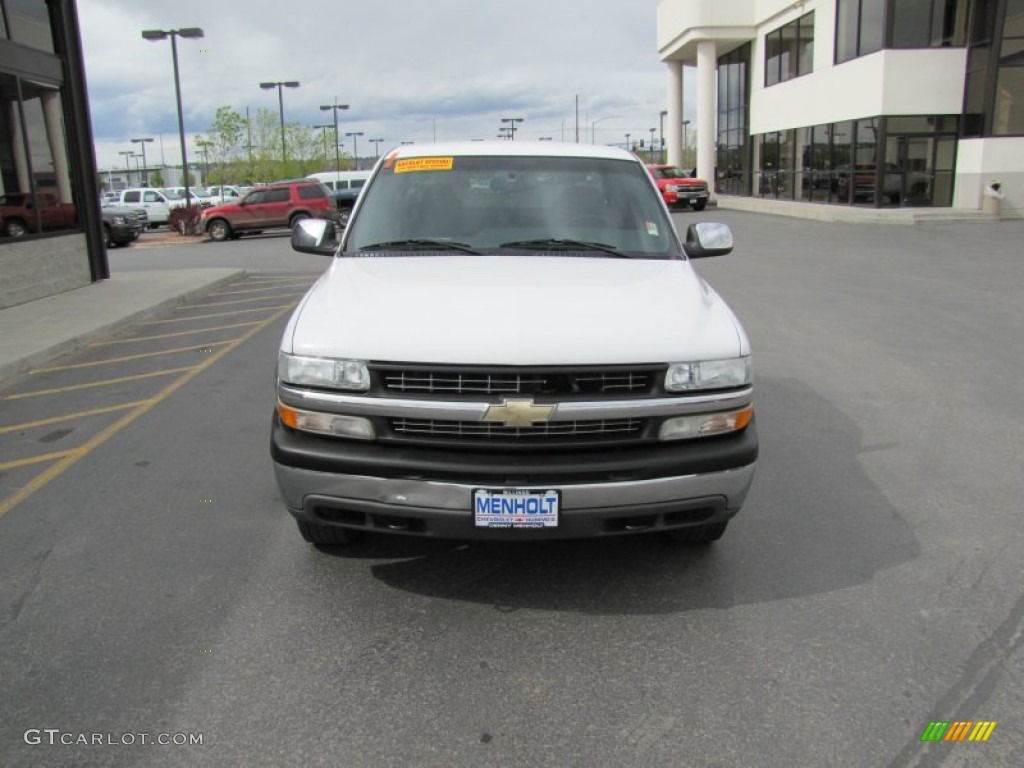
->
137, 304, 295, 325
185, 292, 305, 309
32, 343, 237, 372
89, 321, 263, 345
0, 449, 76, 471
209, 283, 311, 296
0, 400, 154, 435
4, 366, 198, 400
0, 304, 295, 519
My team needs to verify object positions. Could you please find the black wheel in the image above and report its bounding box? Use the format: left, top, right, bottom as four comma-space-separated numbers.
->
692, 200, 707, 212
5, 219, 27, 237
149, 222, 161, 230
102, 225, 111, 248
207, 218, 232, 242
296, 520, 360, 546
290, 212, 311, 229
666, 521, 728, 544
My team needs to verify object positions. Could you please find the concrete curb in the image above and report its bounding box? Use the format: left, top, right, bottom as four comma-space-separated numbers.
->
0, 269, 245, 384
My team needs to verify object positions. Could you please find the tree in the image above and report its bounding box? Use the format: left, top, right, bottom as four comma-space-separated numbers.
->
149, 170, 165, 187
206, 106, 245, 185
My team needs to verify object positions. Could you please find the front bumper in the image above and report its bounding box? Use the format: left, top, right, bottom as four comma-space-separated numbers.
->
271, 414, 757, 540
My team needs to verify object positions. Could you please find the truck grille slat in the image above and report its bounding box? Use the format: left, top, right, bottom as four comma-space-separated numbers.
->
392, 418, 644, 440
379, 366, 657, 396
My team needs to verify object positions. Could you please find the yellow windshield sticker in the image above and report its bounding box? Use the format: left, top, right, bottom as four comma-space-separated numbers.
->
394, 157, 454, 174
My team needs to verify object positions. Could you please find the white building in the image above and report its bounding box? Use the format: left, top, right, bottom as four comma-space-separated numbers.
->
657, 0, 1023, 217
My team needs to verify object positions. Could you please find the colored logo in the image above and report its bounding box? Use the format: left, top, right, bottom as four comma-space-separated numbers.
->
920, 720, 997, 742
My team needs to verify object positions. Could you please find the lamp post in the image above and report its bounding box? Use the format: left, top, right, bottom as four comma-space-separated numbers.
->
141, 26, 204, 210
682, 119, 691, 167
259, 80, 300, 162
130, 137, 153, 185
649, 128, 657, 163
591, 116, 616, 144
625, 133, 631, 153
313, 124, 333, 163
501, 117, 524, 140
368, 138, 384, 159
659, 110, 667, 162
498, 127, 512, 140
195, 138, 213, 186
119, 150, 135, 187
345, 132, 364, 170
319, 99, 349, 175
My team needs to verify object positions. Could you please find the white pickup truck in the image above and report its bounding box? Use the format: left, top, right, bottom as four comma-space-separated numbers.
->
272, 142, 757, 547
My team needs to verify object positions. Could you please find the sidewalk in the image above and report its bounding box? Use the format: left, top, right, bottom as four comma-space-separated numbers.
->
0, 268, 244, 383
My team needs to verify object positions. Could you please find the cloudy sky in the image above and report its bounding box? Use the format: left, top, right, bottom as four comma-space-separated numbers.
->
78, 0, 696, 172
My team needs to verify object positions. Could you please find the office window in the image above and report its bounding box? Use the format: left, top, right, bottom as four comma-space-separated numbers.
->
0, 72, 78, 239
892, 0, 968, 48
765, 12, 815, 86
994, 28, 1024, 134
5, 0, 55, 53
836, 0, 894, 62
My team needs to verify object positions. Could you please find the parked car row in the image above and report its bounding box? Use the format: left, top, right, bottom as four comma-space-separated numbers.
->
0, 191, 147, 248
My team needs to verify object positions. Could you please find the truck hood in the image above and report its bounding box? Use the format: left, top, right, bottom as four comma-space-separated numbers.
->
283, 255, 745, 365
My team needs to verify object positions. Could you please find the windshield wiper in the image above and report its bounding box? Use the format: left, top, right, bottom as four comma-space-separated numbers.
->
499, 238, 631, 258
360, 238, 480, 254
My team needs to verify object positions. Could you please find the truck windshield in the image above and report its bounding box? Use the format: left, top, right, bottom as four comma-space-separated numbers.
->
344, 155, 683, 259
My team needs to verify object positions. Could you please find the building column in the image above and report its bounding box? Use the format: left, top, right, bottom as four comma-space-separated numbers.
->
696, 40, 716, 196
666, 59, 683, 167
41, 90, 73, 204
8, 102, 31, 192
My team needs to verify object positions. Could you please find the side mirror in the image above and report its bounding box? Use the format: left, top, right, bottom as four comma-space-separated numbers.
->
292, 218, 337, 256
684, 221, 733, 258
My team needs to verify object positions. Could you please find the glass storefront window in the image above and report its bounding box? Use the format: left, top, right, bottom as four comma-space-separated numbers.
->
5, 0, 54, 53
0, 72, 78, 238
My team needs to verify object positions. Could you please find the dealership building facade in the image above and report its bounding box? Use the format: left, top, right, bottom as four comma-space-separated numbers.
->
0, 0, 105, 309
657, 0, 1023, 217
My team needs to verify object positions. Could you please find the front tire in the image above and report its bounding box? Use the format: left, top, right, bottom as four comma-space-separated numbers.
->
207, 218, 232, 242
102, 225, 111, 248
666, 521, 728, 544
289, 212, 310, 229
692, 200, 707, 212
5, 219, 27, 237
296, 520, 360, 546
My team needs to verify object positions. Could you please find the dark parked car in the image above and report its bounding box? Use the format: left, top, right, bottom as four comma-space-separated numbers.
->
100, 203, 147, 247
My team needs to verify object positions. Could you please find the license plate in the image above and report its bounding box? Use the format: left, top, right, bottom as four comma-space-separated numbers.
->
689, 198, 699, 204
473, 489, 560, 529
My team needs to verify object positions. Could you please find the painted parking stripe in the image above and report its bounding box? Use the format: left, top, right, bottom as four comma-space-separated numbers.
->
136, 305, 295, 325
0, 401, 153, 435
208, 283, 312, 296
31, 343, 237, 373
182, 292, 306, 309
0, 304, 295, 519
89, 321, 263, 345
4, 366, 198, 401
0, 449, 76, 471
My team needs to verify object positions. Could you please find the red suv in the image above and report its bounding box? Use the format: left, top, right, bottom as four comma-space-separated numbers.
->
646, 165, 709, 211
201, 179, 337, 241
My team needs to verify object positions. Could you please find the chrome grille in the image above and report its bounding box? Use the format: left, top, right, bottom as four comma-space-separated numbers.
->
392, 418, 644, 440
378, 367, 656, 396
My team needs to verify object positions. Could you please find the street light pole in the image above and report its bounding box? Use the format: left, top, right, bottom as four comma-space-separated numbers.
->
141, 26, 204, 211
119, 150, 134, 187
130, 137, 154, 184
368, 138, 384, 159
345, 132, 364, 170
500, 117, 524, 140
591, 116, 616, 144
682, 119, 691, 167
313, 124, 333, 163
260, 80, 300, 162
195, 138, 213, 186
649, 128, 656, 163
320, 99, 349, 175
659, 110, 667, 163
625, 133, 631, 153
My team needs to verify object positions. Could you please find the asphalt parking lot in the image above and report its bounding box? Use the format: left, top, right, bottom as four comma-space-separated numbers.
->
1, 212, 1022, 767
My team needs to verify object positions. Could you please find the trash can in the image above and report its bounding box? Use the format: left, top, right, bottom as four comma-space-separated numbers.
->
983, 180, 1003, 217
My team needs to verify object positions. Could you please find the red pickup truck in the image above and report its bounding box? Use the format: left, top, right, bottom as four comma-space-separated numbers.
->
646, 165, 709, 212
0, 192, 78, 237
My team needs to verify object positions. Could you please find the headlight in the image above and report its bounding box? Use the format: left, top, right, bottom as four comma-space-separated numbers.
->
277, 402, 375, 440
659, 406, 753, 441
111, 216, 125, 225
666, 184, 680, 192
278, 353, 370, 391
665, 357, 752, 392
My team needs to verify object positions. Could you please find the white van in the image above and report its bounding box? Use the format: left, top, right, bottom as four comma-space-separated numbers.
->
117, 188, 180, 227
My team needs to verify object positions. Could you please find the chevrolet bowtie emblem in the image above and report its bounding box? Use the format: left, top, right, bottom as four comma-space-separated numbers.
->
483, 398, 555, 427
